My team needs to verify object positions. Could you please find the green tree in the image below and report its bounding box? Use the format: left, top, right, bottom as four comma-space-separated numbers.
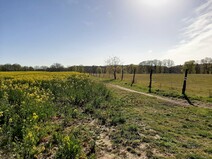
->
201, 57, 212, 74
97, 66, 102, 77
183, 60, 195, 74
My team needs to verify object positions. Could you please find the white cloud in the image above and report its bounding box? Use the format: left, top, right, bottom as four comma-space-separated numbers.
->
165, 0, 212, 65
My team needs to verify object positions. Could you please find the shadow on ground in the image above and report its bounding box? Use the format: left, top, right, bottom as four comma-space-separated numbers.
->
183, 94, 194, 105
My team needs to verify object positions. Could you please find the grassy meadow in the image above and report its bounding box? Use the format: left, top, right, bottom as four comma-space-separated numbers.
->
101, 73, 212, 102
108, 86, 212, 159
0, 72, 211, 159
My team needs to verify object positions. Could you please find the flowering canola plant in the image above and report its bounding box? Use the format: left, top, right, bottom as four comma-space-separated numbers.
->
0, 71, 94, 158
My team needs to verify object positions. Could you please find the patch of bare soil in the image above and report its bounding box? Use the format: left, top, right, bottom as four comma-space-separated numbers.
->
95, 125, 152, 159
96, 125, 119, 159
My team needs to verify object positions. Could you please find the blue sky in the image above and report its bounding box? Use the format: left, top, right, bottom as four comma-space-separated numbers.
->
0, 0, 211, 66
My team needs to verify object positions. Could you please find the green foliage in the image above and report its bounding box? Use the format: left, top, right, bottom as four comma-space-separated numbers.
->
110, 115, 126, 126
56, 135, 82, 159
0, 74, 111, 158
183, 60, 196, 74
1, 72, 211, 158
111, 124, 141, 146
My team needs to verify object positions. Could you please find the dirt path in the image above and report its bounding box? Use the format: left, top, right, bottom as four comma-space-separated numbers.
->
108, 84, 212, 109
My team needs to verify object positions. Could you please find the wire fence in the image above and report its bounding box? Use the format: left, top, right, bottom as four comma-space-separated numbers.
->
99, 73, 212, 101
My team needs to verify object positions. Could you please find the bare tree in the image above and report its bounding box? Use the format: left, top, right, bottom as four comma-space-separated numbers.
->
163, 59, 174, 67
49, 63, 64, 71
163, 59, 175, 73
105, 56, 121, 80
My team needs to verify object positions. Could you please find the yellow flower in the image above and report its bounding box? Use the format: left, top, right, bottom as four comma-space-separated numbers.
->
9, 118, 13, 123
41, 145, 45, 152
33, 113, 39, 120
33, 125, 40, 131
0, 111, 3, 117
32, 145, 37, 151
63, 136, 70, 143
26, 131, 34, 140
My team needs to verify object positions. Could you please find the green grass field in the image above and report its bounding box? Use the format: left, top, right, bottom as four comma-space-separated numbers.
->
0, 72, 211, 158
100, 73, 212, 102
108, 86, 212, 159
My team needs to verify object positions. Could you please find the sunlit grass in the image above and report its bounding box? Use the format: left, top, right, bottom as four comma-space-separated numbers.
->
109, 86, 212, 158
1, 72, 211, 158
101, 73, 212, 102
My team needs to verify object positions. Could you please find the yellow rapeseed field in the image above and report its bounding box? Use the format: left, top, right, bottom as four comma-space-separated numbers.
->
0, 71, 82, 81
0, 72, 83, 104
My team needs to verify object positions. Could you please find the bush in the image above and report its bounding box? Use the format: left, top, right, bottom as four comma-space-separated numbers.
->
56, 135, 82, 159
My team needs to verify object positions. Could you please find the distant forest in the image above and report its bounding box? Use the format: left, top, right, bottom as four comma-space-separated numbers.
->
0, 57, 211, 74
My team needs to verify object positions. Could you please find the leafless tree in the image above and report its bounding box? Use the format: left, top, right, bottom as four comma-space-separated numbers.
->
105, 56, 121, 80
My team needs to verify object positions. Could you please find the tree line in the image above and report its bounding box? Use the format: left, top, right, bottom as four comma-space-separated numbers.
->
137, 57, 212, 74
0, 57, 211, 74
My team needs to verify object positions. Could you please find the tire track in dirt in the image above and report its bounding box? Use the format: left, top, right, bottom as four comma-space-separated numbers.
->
108, 84, 212, 109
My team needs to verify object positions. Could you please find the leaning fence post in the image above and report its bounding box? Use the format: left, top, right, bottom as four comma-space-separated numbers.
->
182, 69, 188, 95
148, 69, 153, 93
131, 68, 136, 87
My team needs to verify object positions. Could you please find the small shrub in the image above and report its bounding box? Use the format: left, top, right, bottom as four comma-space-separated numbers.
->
111, 116, 126, 126
127, 125, 138, 132
56, 135, 82, 159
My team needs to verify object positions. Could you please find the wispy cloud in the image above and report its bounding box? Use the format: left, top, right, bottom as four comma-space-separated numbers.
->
165, 0, 212, 64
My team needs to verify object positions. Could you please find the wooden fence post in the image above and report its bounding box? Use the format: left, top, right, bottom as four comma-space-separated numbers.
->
121, 65, 124, 81
148, 69, 153, 93
182, 69, 188, 95
131, 68, 136, 87
113, 68, 117, 80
